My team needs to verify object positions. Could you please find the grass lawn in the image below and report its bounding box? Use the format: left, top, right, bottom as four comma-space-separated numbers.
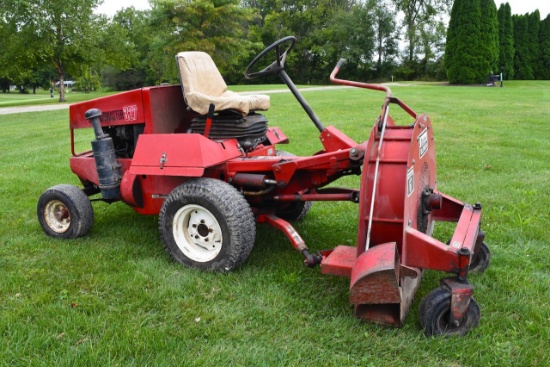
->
0, 81, 549, 366
0, 85, 310, 109
0, 89, 120, 108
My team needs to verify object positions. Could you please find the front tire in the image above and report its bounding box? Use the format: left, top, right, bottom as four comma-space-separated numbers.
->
37, 184, 94, 239
159, 178, 256, 272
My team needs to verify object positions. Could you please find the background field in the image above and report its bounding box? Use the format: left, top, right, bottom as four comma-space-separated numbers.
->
0, 85, 314, 108
0, 81, 549, 366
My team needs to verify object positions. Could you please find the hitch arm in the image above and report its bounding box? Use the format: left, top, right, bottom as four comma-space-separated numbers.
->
257, 214, 322, 267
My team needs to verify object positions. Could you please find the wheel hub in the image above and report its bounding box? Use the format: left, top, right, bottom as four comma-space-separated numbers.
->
173, 204, 223, 262
44, 200, 71, 233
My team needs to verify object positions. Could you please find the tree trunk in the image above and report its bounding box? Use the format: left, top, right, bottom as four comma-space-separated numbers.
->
58, 71, 65, 102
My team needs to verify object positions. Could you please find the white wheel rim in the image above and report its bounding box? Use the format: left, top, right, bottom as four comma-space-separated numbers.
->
172, 204, 223, 263
44, 200, 71, 233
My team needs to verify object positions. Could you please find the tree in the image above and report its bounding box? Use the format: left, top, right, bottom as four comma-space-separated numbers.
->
324, 2, 377, 81
248, 1, 379, 83
1, 0, 106, 102
392, 0, 451, 63
445, 0, 499, 84
372, 0, 399, 78
479, 0, 499, 75
416, 14, 448, 79
446, 0, 481, 84
513, 14, 533, 79
1, 0, 132, 100
0, 9, 38, 92
540, 15, 550, 80
75, 66, 101, 93
498, 2, 515, 79
527, 11, 541, 79
107, 6, 152, 88
147, 0, 260, 84
257, 0, 339, 83
24, 66, 57, 94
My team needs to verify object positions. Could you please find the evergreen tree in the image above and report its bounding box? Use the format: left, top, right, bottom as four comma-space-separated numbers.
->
527, 11, 541, 79
540, 15, 550, 80
497, 3, 515, 79
446, 0, 486, 84
513, 15, 533, 79
479, 0, 499, 76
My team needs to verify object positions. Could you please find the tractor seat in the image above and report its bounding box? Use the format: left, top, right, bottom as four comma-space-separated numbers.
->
176, 51, 270, 116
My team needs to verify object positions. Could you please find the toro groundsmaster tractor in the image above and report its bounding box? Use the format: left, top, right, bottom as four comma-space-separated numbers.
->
38, 37, 490, 336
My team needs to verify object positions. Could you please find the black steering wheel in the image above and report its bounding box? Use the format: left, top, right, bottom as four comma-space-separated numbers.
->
244, 36, 297, 79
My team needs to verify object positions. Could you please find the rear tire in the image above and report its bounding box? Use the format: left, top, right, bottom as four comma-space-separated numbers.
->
37, 184, 94, 239
159, 178, 256, 272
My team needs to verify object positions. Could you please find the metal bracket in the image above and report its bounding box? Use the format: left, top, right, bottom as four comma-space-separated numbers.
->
440, 277, 474, 327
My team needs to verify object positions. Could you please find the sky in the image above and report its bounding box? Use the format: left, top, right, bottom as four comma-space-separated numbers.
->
95, 0, 151, 17
494, 1, 549, 18
95, 0, 549, 19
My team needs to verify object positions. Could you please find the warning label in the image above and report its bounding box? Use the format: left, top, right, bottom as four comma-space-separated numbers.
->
407, 166, 414, 197
419, 128, 428, 158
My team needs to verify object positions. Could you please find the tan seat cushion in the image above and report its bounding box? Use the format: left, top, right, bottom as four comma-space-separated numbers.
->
176, 51, 270, 116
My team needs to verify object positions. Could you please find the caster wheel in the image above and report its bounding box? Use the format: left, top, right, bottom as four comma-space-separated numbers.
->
469, 242, 490, 273
419, 286, 480, 336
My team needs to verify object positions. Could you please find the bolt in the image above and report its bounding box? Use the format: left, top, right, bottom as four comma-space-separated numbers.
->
350, 148, 358, 157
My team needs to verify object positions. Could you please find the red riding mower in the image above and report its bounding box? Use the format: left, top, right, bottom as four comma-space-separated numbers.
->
38, 36, 489, 336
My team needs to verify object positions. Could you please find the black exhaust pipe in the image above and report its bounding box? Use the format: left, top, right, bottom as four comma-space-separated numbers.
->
85, 108, 121, 201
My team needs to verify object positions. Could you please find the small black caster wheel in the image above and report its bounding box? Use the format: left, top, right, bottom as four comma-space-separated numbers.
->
469, 242, 491, 274
419, 286, 480, 336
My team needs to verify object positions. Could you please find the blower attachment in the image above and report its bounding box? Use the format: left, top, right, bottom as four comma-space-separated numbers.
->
85, 109, 122, 201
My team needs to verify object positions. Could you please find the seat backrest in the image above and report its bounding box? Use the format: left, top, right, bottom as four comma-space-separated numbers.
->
176, 51, 269, 116
176, 51, 227, 101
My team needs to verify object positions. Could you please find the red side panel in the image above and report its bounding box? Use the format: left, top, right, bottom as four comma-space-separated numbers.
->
70, 155, 132, 186
69, 85, 195, 134
70, 89, 145, 129
141, 85, 196, 134
129, 134, 243, 177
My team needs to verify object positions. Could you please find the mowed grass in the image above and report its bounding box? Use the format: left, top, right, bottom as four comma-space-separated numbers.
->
0, 85, 308, 108
0, 81, 549, 366
0, 89, 120, 107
